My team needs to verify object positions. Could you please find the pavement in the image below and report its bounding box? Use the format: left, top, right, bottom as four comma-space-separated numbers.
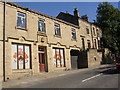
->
2, 64, 115, 88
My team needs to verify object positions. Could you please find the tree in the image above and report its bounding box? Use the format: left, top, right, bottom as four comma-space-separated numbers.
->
95, 2, 120, 57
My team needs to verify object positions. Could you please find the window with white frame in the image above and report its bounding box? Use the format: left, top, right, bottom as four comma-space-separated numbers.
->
38, 19, 46, 32
12, 44, 31, 70
53, 48, 65, 67
54, 23, 61, 36
71, 29, 76, 40
17, 12, 26, 29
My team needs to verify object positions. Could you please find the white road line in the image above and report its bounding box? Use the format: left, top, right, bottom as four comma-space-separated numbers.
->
82, 73, 102, 82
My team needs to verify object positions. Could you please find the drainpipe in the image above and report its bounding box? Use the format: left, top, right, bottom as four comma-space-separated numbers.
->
3, 1, 6, 82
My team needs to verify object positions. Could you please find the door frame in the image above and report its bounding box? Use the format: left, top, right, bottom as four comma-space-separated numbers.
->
38, 46, 48, 72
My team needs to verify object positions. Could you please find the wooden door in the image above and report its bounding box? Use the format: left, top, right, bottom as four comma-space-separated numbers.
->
39, 53, 45, 72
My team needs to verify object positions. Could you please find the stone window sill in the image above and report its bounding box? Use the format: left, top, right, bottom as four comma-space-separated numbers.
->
16, 26, 27, 31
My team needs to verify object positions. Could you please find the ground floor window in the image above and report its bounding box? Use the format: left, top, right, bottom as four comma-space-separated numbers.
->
12, 43, 31, 70
53, 48, 65, 67
87, 40, 91, 49
94, 39, 97, 49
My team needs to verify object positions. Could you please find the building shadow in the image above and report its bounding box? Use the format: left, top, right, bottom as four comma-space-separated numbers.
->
99, 68, 120, 75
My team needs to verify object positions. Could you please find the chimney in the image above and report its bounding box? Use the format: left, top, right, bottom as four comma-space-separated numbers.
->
81, 14, 89, 22
74, 8, 80, 17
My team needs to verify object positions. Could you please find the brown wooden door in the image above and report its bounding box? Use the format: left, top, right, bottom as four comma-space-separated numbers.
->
39, 53, 45, 72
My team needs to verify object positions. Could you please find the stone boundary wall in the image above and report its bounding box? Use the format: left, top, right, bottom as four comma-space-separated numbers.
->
87, 49, 102, 67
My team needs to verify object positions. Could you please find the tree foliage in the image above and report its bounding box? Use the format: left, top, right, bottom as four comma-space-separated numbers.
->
95, 2, 120, 54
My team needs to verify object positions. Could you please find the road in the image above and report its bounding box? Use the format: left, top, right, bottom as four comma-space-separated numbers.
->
11, 65, 120, 88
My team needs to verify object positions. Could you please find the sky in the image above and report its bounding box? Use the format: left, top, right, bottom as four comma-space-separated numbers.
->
14, 2, 118, 22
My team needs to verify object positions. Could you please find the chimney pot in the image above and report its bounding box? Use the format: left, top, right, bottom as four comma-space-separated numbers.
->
74, 8, 80, 17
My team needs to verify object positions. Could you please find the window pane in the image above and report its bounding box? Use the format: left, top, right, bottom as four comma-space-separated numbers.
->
25, 46, 30, 69
72, 29, 76, 40
53, 48, 65, 68
53, 49, 56, 67
38, 19, 45, 32
60, 49, 64, 67
17, 17, 22, 27
18, 45, 24, 69
17, 12, 26, 28
54, 24, 60, 35
56, 49, 61, 67
82, 38, 85, 49
94, 39, 97, 48
12, 44, 17, 69
22, 18, 26, 28
86, 27, 89, 34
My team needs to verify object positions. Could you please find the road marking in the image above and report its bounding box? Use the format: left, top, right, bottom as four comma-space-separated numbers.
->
82, 73, 102, 82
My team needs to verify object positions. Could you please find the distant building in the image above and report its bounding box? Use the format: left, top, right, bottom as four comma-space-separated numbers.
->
0, 2, 102, 82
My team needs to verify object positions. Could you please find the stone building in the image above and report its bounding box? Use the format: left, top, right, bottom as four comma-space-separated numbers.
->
0, 2, 4, 84
0, 2, 102, 81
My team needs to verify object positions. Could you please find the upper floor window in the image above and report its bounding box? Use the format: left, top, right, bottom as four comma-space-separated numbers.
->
93, 27, 96, 36
54, 23, 61, 36
86, 26, 90, 34
38, 19, 46, 32
71, 29, 76, 40
17, 12, 26, 29
96, 29, 99, 36
82, 38, 85, 50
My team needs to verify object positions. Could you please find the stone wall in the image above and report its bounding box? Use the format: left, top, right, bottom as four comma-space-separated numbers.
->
87, 49, 102, 67
102, 48, 114, 64
0, 2, 3, 85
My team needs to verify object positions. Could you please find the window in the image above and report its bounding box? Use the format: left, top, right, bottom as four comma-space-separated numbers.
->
38, 19, 46, 32
71, 29, 76, 40
87, 40, 91, 49
86, 27, 90, 34
97, 29, 99, 36
17, 12, 26, 29
54, 23, 61, 36
98, 40, 101, 49
82, 38, 85, 50
93, 27, 96, 36
53, 48, 65, 67
94, 39, 97, 49
12, 44, 31, 69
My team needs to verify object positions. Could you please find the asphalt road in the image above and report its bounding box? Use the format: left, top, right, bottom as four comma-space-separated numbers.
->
11, 65, 120, 88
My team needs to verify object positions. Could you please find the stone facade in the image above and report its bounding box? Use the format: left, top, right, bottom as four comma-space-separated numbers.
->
87, 49, 102, 67
0, 2, 4, 83
1, 2, 102, 81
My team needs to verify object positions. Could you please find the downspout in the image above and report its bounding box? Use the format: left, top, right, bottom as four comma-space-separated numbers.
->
3, 1, 6, 82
